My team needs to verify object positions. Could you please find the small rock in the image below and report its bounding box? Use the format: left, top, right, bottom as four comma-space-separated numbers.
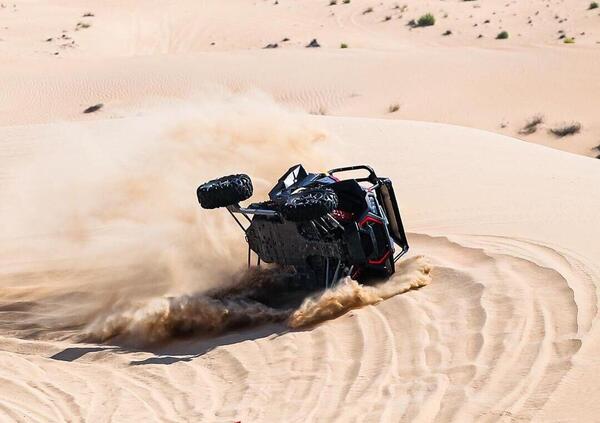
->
306, 38, 320, 48
263, 43, 278, 49
83, 103, 103, 114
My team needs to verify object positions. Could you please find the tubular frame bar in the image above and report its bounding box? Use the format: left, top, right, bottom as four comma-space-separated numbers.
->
227, 208, 248, 233
328, 165, 379, 184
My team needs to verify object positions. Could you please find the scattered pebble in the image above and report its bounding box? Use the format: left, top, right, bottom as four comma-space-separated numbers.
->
83, 103, 103, 114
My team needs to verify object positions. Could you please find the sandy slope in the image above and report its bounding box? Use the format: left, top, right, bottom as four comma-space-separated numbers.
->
1, 111, 599, 422
2, 0, 600, 421
1, 0, 600, 157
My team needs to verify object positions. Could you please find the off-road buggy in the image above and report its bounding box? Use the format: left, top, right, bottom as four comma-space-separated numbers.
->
197, 165, 409, 288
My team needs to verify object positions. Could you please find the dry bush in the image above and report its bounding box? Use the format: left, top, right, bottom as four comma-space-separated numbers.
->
388, 103, 400, 113
519, 114, 544, 135
549, 122, 582, 137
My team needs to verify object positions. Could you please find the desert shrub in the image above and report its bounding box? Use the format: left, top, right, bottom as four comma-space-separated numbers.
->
549, 122, 582, 137
76, 22, 91, 30
417, 13, 435, 26
340, 43, 348, 48
496, 31, 509, 39
590, 2, 599, 9
388, 103, 400, 113
564, 37, 575, 43
306, 38, 321, 48
329, 0, 337, 5
343, 0, 350, 3
519, 114, 544, 135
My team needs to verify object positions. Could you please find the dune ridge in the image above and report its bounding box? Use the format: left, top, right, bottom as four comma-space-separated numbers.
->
1, 109, 599, 421
2, 0, 600, 418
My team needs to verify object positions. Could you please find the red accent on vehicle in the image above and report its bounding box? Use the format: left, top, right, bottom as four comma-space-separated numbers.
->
358, 215, 383, 227
332, 209, 354, 222
359, 215, 391, 265
368, 249, 391, 265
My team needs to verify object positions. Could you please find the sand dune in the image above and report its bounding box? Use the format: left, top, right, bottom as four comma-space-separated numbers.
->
2, 0, 600, 421
1, 105, 599, 421
2, 1, 600, 157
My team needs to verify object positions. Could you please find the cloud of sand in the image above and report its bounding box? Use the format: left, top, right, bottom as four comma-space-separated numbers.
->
0, 91, 431, 344
0, 92, 328, 339
84, 257, 432, 344
84, 267, 292, 344
288, 256, 432, 328
87, 294, 290, 344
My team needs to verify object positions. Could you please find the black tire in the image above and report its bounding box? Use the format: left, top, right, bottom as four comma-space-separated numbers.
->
197, 174, 253, 209
281, 188, 338, 221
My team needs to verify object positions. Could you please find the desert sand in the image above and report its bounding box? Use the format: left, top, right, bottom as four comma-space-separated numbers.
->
1, 0, 600, 422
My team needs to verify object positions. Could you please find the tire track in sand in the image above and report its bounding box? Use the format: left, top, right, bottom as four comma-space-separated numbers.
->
0, 232, 596, 422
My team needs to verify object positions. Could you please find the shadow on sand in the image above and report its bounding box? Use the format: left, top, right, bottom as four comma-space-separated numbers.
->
49, 321, 301, 366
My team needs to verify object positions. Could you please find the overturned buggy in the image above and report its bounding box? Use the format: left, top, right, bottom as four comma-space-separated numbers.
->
197, 165, 409, 288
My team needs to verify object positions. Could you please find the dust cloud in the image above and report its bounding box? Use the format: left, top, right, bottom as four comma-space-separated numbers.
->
0, 92, 430, 344
0, 93, 326, 340
289, 256, 431, 328
85, 257, 432, 344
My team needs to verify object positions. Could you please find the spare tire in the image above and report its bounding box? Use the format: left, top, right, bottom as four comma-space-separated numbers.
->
197, 174, 253, 209
281, 188, 338, 221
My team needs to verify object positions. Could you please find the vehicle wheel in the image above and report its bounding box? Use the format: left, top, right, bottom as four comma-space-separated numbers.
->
281, 188, 338, 221
197, 174, 253, 209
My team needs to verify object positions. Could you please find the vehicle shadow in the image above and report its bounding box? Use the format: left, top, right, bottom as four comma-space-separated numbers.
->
50, 346, 116, 362
128, 322, 293, 365
48, 321, 303, 365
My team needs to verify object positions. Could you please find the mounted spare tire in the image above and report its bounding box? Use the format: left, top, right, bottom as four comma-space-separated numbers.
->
197, 174, 253, 209
281, 188, 338, 221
